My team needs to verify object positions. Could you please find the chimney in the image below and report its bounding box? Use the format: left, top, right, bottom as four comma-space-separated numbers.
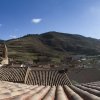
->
2, 44, 8, 58
1, 43, 9, 65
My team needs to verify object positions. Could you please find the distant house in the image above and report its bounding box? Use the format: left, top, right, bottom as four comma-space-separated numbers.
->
71, 55, 86, 61
65, 55, 86, 62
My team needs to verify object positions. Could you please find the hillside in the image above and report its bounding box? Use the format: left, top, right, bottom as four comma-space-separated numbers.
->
1, 31, 100, 63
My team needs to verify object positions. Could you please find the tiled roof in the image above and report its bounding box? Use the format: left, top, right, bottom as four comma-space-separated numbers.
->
1, 67, 100, 85
0, 67, 27, 83
0, 81, 100, 100
68, 68, 100, 83
0, 67, 71, 86
25, 68, 71, 86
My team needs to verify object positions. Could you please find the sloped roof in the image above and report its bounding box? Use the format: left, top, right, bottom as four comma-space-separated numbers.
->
68, 68, 100, 83
0, 67, 71, 86
0, 81, 100, 100
0, 67, 27, 83
25, 68, 71, 86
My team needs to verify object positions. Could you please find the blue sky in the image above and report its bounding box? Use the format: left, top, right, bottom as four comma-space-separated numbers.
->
0, 0, 100, 40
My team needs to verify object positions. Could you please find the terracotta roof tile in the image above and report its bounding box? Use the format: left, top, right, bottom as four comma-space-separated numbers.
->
0, 81, 100, 100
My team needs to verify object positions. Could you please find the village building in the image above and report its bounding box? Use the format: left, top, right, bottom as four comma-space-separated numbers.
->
0, 44, 9, 66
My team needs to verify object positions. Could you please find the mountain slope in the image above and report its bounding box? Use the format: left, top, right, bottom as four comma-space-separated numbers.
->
1, 31, 100, 63
40, 32, 100, 55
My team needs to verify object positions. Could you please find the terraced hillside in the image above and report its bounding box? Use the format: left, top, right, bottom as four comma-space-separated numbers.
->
1, 31, 100, 63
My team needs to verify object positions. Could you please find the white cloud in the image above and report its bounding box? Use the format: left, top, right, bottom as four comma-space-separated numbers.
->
10, 35, 17, 39
32, 18, 42, 24
0, 24, 2, 27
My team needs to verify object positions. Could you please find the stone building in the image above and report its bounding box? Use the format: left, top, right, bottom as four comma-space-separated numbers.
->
0, 44, 9, 66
